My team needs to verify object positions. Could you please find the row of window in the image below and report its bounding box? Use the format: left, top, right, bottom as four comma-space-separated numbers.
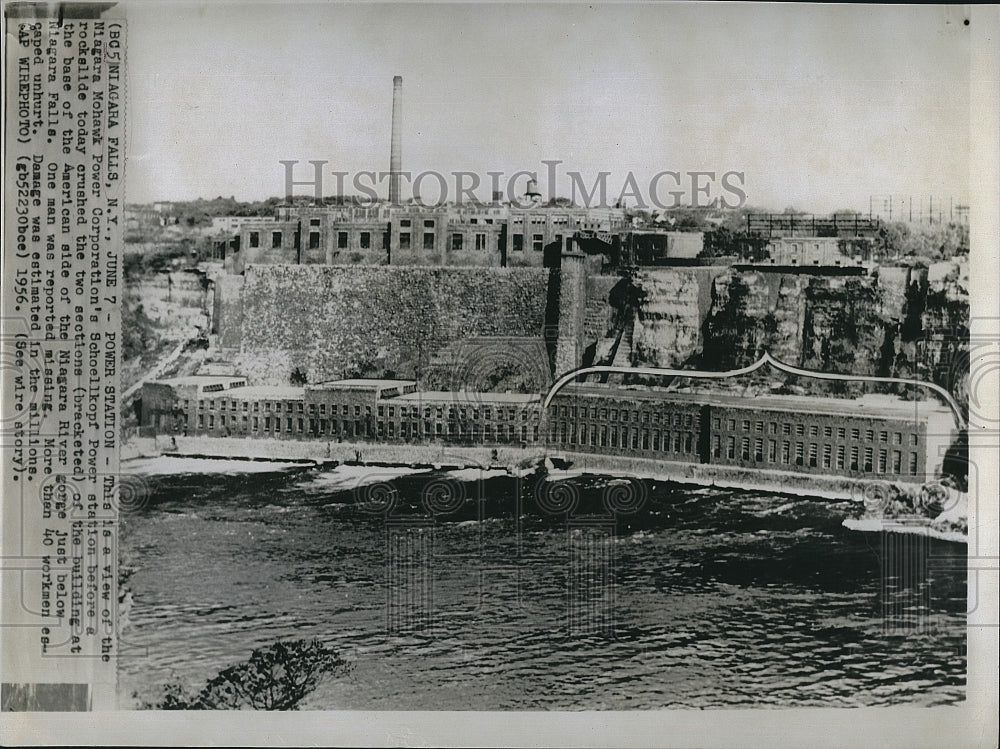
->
511, 234, 552, 252
712, 436, 919, 474
195, 399, 308, 414
250, 228, 563, 253
714, 417, 918, 446
396, 232, 557, 252
556, 404, 696, 426
378, 404, 538, 422
248, 230, 377, 251
197, 413, 359, 436
189, 397, 542, 423
302, 215, 617, 231
510, 216, 616, 228
450, 233, 492, 251
554, 423, 696, 453
378, 421, 538, 442
189, 412, 540, 444
399, 232, 436, 250
396, 216, 615, 228
187, 397, 542, 425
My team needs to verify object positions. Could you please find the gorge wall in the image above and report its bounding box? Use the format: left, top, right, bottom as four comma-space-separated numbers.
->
695, 264, 968, 400
216, 264, 550, 385
212, 261, 968, 406
631, 267, 728, 368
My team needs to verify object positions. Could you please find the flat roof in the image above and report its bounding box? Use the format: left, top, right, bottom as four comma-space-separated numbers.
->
556, 385, 950, 419
310, 378, 417, 390
225, 385, 304, 399
151, 375, 247, 388
392, 391, 541, 405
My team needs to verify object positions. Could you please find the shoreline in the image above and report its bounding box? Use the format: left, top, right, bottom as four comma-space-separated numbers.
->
842, 517, 967, 544
121, 437, 968, 544
122, 435, 941, 500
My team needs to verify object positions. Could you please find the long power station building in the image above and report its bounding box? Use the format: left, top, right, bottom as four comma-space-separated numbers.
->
140, 375, 955, 484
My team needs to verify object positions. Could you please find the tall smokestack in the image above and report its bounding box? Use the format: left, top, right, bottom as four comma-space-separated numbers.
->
389, 75, 403, 205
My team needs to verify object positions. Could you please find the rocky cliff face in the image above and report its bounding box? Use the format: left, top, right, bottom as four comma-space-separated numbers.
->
701, 271, 778, 371
699, 271, 893, 378
209, 258, 968, 408
770, 274, 809, 364
630, 268, 723, 368
800, 277, 888, 380
915, 263, 970, 412
694, 263, 969, 402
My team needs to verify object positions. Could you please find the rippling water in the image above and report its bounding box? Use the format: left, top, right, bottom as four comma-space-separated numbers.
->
118, 463, 966, 709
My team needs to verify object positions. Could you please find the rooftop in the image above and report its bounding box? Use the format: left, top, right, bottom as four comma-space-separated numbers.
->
225, 385, 304, 399
151, 375, 247, 391
556, 385, 952, 419
310, 378, 417, 390
392, 390, 541, 405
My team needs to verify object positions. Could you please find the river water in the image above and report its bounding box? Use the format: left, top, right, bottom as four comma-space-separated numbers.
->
118, 461, 966, 709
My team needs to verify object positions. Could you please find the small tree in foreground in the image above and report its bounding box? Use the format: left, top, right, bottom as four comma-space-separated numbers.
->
144, 639, 352, 710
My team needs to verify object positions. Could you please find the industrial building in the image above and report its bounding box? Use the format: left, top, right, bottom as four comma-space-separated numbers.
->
209, 76, 662, 272
140, 376, 955, 484
740, 213, 881, 268
220, 199, 629, 272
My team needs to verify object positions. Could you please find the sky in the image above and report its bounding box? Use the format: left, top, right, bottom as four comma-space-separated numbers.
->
123, 2, 973, 213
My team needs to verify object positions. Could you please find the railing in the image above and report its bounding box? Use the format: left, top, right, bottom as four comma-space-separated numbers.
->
746, 214, 880, 237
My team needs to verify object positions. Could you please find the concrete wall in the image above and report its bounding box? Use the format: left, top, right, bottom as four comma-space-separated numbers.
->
223, 264, 551, 385
213, 274, 246, 350
553, 253, 588, 377
665, 231, 704, 259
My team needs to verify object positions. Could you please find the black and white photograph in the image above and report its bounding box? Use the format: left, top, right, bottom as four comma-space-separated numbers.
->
2, 1, 998, 746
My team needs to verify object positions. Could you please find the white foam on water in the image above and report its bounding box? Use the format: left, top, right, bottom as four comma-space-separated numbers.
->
443, 468, 510, 482
543, 468, 588, 481
842, 517, 967, 544
297, 464, 432, 492
123, 456, 307, 475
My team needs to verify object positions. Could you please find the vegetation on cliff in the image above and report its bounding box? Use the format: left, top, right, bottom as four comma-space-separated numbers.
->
877, 221, 969, 261
701, 274, 777, 370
